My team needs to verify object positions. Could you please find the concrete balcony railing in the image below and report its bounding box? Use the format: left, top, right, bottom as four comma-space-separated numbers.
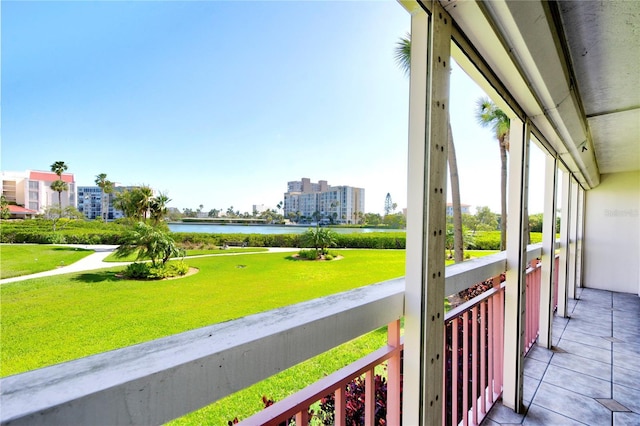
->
0, 244, 551, 426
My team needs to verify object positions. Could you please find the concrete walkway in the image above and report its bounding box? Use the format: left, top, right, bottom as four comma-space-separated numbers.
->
0, 245, 299, 285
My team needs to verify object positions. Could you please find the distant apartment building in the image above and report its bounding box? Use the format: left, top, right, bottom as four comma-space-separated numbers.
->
252, 204, 270, 215
446, 203, 471, 216
77, 185, 136, 220
283, 178, 365, 224
1, 170, 76, 214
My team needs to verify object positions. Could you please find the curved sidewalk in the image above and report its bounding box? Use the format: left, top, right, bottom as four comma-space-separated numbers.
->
0, 245, 299, 285
0, 245, 130, 285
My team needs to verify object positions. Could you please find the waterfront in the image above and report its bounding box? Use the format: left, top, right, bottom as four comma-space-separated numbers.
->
168, 223, 404, 235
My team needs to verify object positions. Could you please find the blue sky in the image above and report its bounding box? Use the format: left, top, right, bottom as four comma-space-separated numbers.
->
2, 1, 545, 215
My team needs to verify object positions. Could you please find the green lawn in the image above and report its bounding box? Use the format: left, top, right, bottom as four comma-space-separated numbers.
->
0, 245, 93, 279
0, 250, 406, 377
102, 247, 269, 262
1, 247, 497, 423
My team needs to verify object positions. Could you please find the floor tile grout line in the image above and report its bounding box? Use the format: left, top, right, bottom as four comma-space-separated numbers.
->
527, 402, 591, 425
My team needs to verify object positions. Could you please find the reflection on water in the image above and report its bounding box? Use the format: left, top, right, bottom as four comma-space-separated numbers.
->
168, 223, 404, 235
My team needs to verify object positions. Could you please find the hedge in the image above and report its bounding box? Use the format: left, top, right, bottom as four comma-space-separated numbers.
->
469, 231, 543, 250
1, 220, 549, 251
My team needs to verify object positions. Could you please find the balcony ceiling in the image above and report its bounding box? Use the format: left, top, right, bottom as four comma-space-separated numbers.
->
431, 0, 640, 188
557, 0, 640, 175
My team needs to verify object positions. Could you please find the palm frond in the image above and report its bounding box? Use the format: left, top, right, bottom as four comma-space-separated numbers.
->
474, 97, 510, 138
394, 33, 411, 76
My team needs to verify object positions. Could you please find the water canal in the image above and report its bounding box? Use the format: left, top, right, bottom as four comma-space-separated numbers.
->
168, 223, 404, 235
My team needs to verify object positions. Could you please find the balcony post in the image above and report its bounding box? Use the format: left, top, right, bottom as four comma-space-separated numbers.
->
403, 2, 451, 425
502, 118, 530, 413
387, 320, 401, 426
567, 178, 580, 299
575, 187, 585, 288
538, 154, 558, 349
557, 169, 571, 317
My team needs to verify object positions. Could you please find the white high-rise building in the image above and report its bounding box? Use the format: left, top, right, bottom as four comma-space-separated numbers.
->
283, 178, 365, 224
77, 186, 136, 220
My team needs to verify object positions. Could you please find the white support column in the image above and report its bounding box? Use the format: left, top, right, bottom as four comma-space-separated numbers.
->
567, 178, 579, 299
538, 154, 557, 349
502, 118, 531, 413
403, 3, 451, 425
575, 186, 585, 288
557, 170, 571, 317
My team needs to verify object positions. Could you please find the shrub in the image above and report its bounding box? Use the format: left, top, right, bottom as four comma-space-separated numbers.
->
298, 249, 319, 260
115, 222, 184, 267
123, 262, 151, 279
46, 233, 67, 244
318, 374, 390, 425
240, 373, 393, 425
166, 260, 189, 276
301, 227, 337, 255
123, 260, 189, 280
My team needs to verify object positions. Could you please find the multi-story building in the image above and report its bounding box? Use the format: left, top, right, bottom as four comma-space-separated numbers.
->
283, 178, 365, 224
1, 170, 76, 214
445, 203, 471, 216
77, 186, 135, 220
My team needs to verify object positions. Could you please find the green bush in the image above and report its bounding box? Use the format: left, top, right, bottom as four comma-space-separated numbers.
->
0, 219, 126, 244
123, 260, 189, 279
1, 220, 408, 249
469, 231, 544, 250
298, 249, 319, 260
172, 232, 405, 250
123, 262, 151, 279
166, 260, 189, 276
470, 231, 501, 250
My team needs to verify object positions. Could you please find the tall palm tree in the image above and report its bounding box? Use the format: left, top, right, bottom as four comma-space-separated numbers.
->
475, 98, 510, 250
50, 179, 68, 210
49, 161, 69, 217
95, 173, 114, 221
136, 186, 154, 221
395, 34, 465, 262
50, 161, 68, 178
150, 193, 171, 225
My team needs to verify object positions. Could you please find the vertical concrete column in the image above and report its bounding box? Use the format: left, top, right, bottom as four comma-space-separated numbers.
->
567, 178, 579, 299
502, 119, 531, 413
403, 2, 451, 425
557, 169, 571, 317
538, 154, 558, 349
575, 187, 585, 288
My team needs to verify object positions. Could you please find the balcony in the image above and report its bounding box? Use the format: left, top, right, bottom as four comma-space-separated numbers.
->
3, 242, 636, 425
2, 0, 638, 424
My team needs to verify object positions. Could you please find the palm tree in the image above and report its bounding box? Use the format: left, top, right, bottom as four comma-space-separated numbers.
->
50, 161, 69, 216
395, 34, 465, 262
50, 179, 68, 210
50, 161, 68, 178
150, 193, 171, 225
115, 222, 184, 268
135, 186, 154, 221
113, 189, 136, 220
95, 173, 114, 221
475, 97, 510, 250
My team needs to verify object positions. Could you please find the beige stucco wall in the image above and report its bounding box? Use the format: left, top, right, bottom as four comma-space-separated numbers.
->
584, 171, 640, 295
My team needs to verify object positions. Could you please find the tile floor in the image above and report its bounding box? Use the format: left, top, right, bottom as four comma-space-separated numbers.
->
482, 287, 640, 426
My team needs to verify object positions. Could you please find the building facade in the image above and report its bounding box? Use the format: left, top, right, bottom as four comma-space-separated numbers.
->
77, 186, 134, 220
283, 178, 365, 224
445, 203, 471, 216
1, 170, 76, 214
